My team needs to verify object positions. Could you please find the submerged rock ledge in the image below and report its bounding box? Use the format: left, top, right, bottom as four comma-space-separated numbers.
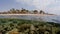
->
0, 18, 60, 34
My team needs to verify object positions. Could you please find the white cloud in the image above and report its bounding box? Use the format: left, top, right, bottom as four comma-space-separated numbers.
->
15, 0, 60, 15
15, 0, 56, 9
15, 0, 55, 9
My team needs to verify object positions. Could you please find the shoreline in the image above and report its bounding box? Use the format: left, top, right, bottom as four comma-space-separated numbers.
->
0, 14, 56, 16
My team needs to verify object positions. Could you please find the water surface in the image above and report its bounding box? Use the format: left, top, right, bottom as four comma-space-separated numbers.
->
0, 15, 60, 23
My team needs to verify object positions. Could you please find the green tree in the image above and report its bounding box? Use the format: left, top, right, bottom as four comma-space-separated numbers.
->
33, 10, 38, 14
40, 10, 45, 14
10, 8, 16, 13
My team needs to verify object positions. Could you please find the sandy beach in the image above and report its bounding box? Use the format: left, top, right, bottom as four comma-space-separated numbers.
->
0, 14, 55, 16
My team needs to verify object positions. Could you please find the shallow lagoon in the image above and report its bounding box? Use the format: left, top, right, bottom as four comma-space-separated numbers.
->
0, 15, 60, 23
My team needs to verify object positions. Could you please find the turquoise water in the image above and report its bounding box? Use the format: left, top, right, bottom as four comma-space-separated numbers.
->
0, 15, 60, 23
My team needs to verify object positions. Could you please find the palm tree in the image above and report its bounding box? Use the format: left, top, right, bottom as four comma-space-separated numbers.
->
10, 8, 16, 14
21, 8, 28, 14
40, 10, 45, 14
16, 9, 20, 14
33, 10, 38, 14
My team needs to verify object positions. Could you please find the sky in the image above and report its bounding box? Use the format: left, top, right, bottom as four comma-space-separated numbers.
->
0, 0, 60, 15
